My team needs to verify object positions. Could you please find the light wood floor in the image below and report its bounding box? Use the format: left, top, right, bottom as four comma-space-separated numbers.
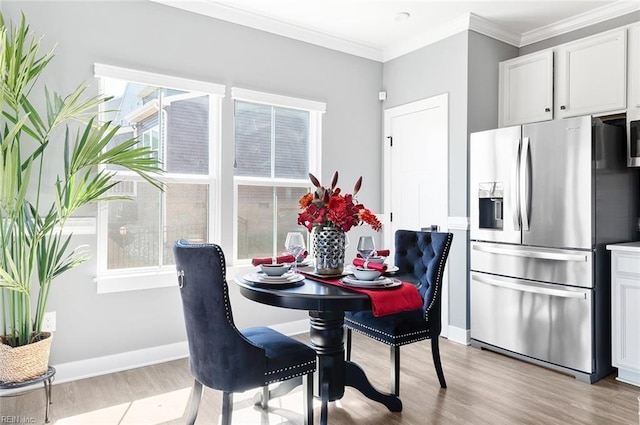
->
3, 332, 639, 425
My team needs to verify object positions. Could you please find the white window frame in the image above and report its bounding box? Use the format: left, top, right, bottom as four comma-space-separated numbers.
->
94, 64, 225, 294
231, 87, 325, 265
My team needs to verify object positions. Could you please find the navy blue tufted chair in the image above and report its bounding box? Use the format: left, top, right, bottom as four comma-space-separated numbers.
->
344, 230, 453, 395
174, 240, 317, 425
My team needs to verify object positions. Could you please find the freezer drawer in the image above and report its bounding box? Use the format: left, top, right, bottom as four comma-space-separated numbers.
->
471, 272, 593, 373
471, 242, 593, 288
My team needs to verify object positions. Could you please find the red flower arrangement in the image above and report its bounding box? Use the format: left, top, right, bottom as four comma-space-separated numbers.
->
297, 171, 382, 233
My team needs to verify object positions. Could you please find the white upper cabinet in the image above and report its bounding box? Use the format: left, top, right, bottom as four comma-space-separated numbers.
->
499, 50, 553, 127
499, 27, 630, 127
555, 28, 627, 119
628, 24, 640, 111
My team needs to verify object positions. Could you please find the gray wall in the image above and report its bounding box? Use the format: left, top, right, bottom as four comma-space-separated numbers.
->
382, 31, 517, 332
1, 1, 382, 365
384, 32, 469, 217
382, 32, 469, 332
468, 32, 519, 133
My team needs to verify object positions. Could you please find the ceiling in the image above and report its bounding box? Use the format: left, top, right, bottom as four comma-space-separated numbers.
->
151, 0, 640, 61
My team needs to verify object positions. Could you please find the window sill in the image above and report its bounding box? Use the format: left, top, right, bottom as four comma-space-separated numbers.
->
96, 269, 177, 294
96, 264, 255, 294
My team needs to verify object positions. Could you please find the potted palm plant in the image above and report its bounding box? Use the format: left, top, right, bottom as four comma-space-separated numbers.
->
0, 14, 162, 382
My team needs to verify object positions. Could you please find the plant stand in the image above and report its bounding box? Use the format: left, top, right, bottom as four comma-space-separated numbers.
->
0, 366, 56, 423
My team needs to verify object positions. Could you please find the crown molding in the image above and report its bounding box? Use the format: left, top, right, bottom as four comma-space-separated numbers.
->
521, 0, 640, 46
150, 0, 383, 61
151, 0, 640, 63
383, 13, 470, 62
383, 12, 521, 62
467, 13, 522, 47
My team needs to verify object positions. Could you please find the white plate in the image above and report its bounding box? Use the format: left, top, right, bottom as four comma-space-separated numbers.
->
341, 277, 402, 289
340, 276, 401, 289
256, 271, 294, 280
244, 272, 305, 285
344, 264, 399, 274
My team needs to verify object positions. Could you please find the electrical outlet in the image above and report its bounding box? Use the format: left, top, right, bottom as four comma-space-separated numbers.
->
42, 311, 56, 332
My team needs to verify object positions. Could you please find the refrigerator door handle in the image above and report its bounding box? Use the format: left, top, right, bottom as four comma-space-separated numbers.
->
511, 138, 521, 230
473, 273, 588, 299
519, 137, 531, 231
472, 243, 589, 262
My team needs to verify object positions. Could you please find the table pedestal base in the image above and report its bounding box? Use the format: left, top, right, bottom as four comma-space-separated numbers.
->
309, 311, 401, 425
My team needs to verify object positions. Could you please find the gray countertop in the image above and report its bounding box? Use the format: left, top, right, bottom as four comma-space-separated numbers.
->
606, 241, 640, 252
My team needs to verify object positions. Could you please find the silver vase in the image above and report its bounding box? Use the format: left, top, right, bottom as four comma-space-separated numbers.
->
312, 226, 346, 275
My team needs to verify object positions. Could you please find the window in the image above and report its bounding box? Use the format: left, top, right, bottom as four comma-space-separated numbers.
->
94, 64, 224, 293
232, 88, 325, 263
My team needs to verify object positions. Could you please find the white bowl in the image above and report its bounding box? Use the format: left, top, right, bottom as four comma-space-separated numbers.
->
367, 256, 386, 264
260, 264, 290, 276
352, 267, 382, 281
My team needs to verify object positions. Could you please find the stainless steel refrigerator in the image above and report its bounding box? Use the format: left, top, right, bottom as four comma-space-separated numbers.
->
469, 115, 639, 383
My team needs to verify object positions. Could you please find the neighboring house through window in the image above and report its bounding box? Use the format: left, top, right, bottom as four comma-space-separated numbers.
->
94, 64, 224, 293
232, 88, 325, 263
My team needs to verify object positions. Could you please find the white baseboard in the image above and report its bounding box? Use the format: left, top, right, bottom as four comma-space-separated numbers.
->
446, 325, 470, 345
14, 319, 311, 389
53, 341, 191, 385
0, 341, 190, 396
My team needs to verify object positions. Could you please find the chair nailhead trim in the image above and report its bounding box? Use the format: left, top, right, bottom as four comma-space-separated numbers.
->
265, 370, 312, 385
425, 234, 452, 321
265, 360, 316, 384
210, 244, 243, 331
266, 360, 316, 377
344, 318, 429, 346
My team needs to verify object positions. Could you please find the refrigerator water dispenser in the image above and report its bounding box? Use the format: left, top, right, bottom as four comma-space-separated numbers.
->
478, 182, 503, 230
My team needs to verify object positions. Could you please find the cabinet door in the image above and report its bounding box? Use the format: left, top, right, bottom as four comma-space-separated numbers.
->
556, 28, 627, 118
628, 24, 640, 110
611, 251, 640, 378
499, 50, 553, 127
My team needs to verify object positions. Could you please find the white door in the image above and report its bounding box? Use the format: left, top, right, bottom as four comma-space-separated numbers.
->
383, 93, 449, 335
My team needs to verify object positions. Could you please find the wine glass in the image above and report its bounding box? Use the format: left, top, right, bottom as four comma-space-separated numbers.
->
285, 232, 306, 274
356, 236, 376, 262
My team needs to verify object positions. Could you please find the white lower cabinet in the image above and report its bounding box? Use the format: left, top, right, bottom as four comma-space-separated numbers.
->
607, 242, 640, 387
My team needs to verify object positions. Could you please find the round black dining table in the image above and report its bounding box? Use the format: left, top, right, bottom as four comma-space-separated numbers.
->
235, 274, 402, 425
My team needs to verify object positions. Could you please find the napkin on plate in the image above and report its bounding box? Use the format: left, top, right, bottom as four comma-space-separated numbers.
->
251, 254, 296, 266
352, 258, 387, 272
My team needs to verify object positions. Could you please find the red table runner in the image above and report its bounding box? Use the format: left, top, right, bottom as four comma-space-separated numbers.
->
300, 271, 423, 317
